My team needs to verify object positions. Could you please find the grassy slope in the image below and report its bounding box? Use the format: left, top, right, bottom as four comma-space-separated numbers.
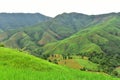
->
58, 58, 98, 71
0, 47, 60, 71
0, 47, 119, 80
75, 59, 98, 71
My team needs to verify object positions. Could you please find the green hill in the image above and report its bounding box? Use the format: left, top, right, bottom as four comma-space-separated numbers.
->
43, 14, 120, 75
0, 47, 60, 71
0, 47, 119, 80
43, 15, 119, 55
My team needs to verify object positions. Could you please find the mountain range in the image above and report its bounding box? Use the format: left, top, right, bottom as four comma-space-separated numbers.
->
0, 13, 51, 31
0, 12, 120, 77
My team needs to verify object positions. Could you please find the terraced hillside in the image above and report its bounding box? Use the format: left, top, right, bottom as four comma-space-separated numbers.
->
0, 47, 119, 80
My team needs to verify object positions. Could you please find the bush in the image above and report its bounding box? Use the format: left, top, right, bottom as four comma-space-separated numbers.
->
0, 44, 4, 47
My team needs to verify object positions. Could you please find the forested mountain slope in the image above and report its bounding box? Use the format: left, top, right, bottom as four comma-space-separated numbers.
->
0, 12, 117, 55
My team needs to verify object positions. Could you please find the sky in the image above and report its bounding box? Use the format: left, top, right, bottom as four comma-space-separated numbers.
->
0, 0, 120, 17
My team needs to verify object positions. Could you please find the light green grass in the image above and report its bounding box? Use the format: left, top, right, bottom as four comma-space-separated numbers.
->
0, 47, 119, 80
0, 47, 61, 71
75, 59, 98, 71
0, 66, 119, 80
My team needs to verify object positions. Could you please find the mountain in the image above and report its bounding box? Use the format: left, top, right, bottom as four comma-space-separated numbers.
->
43, 13, 120, 55
0, 12, 117, 54
0, 47, 118, 80
43, 13, 120, 75
0, 13, 51, 31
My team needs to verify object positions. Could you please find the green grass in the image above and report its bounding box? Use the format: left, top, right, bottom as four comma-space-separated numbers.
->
0, 66, 119, 80
75, 59, 98, 71
0, 47, 119, 80
0, 47, 61, 71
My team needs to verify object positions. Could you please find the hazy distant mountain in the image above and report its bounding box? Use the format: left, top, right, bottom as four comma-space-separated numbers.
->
0, 13, 51, 31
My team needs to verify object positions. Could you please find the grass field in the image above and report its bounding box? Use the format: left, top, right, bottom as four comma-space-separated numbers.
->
0, 47, 119, 80
75, 59, 98, 71
0, 66, 119, 80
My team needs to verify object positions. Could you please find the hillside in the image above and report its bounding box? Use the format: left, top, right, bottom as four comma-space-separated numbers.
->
0, 47, 119, 80
43, 14, 120, 75
0, 47, 60, 71
43, 15, 120, 55
0, 13, 51, 31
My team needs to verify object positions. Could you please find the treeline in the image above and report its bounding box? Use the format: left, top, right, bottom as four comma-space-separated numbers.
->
88, 52, 120, 77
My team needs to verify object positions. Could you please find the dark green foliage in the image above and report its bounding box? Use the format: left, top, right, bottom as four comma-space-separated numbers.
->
0, 44, 4, 47
89, 53, 120, 76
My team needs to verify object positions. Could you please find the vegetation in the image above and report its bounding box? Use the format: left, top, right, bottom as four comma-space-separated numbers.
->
43, 14, 120, 76
0, 66, 119, 80
0, 47, 119, 80
114, 67, 120, 77
0, 12, 120, 78
0, 12, 114, 53
75, 59, 98, 71
0, 47, 60, 71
